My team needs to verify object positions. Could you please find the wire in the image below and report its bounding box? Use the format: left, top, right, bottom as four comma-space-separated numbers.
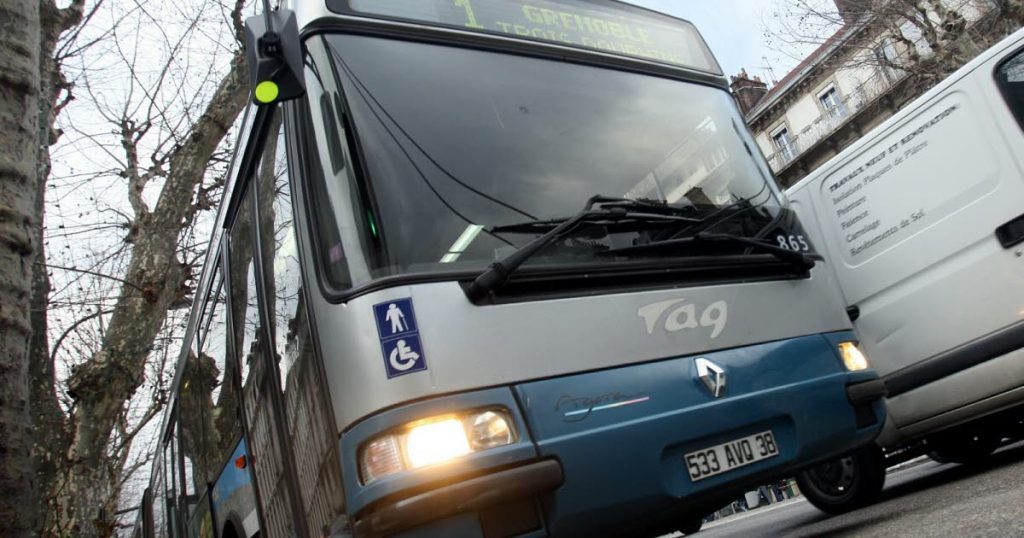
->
669, 179, 772, 240
327, 44, 536, 221
261, 0, 273, 35
331, 51, 515, 248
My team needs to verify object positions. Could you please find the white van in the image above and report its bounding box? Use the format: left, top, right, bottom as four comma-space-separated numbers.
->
786, 28, 1024, 513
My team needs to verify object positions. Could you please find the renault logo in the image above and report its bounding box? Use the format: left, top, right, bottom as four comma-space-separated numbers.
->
695, 358, 726, 398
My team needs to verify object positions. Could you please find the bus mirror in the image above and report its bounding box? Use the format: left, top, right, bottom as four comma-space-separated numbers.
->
244, 10, 305, 105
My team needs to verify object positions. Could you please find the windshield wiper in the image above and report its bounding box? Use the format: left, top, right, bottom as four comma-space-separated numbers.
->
466, 195, 699, 301
491, 198, 701, 235
599, 231, 823, 268
596, 198, 704, 218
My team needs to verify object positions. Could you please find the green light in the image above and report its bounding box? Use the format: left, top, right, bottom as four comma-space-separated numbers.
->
367, 210, 378, 238
254, 81, 280, 104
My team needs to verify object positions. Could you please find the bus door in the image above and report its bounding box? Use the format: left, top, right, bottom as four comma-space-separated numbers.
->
229, 105, 345, 537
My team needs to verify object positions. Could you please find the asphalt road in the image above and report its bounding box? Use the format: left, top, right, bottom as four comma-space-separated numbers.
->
686, 442, 1024, 537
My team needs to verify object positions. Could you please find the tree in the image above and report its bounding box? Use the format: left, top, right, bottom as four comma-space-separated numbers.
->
31, 2, 92, 532
765, 0, 1024, 92
30, 0, 251, 533
0, 0, 42, 534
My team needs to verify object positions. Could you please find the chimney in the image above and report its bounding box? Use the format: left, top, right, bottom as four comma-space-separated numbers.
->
834, 0, 863, 24
730, 69, 768, 116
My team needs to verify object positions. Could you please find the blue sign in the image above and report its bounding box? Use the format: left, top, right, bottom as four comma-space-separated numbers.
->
373, 298, 427, 378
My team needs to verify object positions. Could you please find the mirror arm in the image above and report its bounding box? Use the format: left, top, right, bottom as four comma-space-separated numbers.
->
244, 9, 306, 105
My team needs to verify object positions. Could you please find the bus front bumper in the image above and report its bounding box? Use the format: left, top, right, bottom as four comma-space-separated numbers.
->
342, 333, 885, 537
352, 459, 562, 537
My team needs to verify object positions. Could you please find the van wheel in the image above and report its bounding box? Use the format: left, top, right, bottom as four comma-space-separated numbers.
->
928, 431, 1000, 464
796, 444, 885, 515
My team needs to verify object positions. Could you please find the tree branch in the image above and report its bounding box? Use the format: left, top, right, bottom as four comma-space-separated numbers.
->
50, 308, 113, 372
38, 261, 146, 293
231, 0, 247, 46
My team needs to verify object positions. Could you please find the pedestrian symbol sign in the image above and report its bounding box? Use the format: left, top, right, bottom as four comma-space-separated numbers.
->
373, 298, 427, 378
385, 303, 408, 333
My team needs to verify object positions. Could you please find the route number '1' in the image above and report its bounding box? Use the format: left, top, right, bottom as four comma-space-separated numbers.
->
453, 0, 485, 28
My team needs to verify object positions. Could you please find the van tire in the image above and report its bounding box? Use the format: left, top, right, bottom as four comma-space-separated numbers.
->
796, 444, 885, 515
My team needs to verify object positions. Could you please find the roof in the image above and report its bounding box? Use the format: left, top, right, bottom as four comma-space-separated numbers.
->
746, 21, 864, 124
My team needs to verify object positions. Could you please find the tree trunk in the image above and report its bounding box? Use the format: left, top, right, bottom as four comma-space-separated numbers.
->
0, 0, 41, 535
50, 51, 249, 536
32, 1, 86, 532
1007, 0, 1024, 25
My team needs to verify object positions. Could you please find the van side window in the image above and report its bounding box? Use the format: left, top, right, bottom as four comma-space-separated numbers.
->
996, 49, 1024, 130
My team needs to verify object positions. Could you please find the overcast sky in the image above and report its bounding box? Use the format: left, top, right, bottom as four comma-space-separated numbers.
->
627, 0, 804, 84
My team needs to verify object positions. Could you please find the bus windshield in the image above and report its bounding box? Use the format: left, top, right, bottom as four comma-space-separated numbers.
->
305, 33, 785, 288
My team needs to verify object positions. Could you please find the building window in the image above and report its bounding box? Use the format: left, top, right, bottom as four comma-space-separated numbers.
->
818, 85, 846, 119
771, 126, 796, 163
875, 37, 900, 82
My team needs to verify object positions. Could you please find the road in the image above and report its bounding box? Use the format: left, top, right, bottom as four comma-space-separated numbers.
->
685, 442, 1024, 537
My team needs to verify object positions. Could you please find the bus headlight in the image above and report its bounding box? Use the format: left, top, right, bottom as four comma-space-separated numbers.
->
358, 410, 517, 485
405, 418, 471, 468
838, 342, 870, 371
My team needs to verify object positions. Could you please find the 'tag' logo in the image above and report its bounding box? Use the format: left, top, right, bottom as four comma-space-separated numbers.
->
638, 298, 728, 339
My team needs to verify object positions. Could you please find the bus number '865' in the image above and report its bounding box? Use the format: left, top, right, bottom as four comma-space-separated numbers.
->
776, 234, 810, 252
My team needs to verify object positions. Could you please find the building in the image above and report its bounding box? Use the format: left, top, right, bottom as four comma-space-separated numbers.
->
736, 0, 1009, 188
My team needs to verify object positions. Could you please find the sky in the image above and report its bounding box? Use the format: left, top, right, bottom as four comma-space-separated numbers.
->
627, 0, 805, 84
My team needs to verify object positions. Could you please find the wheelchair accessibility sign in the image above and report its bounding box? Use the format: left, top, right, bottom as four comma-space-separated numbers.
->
373, 298, 427, 378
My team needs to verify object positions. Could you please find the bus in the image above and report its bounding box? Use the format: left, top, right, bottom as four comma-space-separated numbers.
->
786, 28, 1024, 514
134, 1, 888, 536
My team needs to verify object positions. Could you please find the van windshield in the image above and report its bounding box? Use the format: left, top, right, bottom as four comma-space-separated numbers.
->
304, 34, 787, 288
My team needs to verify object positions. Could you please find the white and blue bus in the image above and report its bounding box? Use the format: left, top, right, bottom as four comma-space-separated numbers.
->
134, 1, 888, 536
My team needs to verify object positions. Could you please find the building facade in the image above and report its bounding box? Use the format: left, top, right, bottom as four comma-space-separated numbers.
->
736, 0, 1004, 188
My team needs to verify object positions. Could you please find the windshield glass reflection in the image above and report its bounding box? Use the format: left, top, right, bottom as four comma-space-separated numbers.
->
305, 34, 781, 286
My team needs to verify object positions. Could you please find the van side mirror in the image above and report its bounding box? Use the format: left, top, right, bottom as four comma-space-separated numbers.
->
244, 10, 305, 105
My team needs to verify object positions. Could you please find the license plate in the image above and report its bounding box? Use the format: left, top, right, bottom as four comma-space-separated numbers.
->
684, 430, 780, 482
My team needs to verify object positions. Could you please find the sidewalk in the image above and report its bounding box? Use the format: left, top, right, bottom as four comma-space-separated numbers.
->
703, 496, 807, 530
659, 496, 808, 537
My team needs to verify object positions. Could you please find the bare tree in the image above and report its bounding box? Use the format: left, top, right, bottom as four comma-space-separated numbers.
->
31, 2, 95, 533
765, 0, 1024, 92
27, 0, 252, 534
0, 0, 42, 534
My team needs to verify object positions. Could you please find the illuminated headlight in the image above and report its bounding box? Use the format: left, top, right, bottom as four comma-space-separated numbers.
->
358, 410, 516, 485
838, 342, 870, 371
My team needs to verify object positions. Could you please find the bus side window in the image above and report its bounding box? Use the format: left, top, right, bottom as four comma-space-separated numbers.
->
300, 56, 357, 290
996, 49, 1024, 129
178, 278, 218, 491
171, 340, 198, 527
151, 456, 166, 535
162, 422, 181, 536
198, 276, 243, 481
225, 177, 266, 532
229, 195, 261, 397
234, 161, 302, 538
140, 487, 154, 538
174, 418, 199, 528
178, 271, 242, 533
257, 113, 346, 529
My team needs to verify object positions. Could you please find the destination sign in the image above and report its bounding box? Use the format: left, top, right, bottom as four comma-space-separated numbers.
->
339, 0, 721, 74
